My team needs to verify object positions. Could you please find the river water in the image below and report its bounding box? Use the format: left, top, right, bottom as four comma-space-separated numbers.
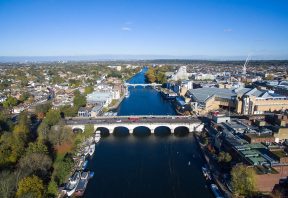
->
85, 68, 213, 198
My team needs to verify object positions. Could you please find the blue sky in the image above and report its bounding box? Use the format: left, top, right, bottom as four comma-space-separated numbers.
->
0, 0, 288, 59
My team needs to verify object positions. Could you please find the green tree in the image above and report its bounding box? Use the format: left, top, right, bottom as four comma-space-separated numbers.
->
59, 105, 78, 117
47, 179, 58, 197
26, 142, 49, 155
0, 132, 25, 166
16, 175, 44, 198
44, 110, 61, 127
37, 122, 50, 141
3, 96, 18, 108
231, 165, 256, 197
53, 154, 74, 184
35, 103, 52, 115
19, 92, 31, 103
73, 93, 86, 108
84, 86, 94, 95
13, 112, 30, 141
218, 151, 232, 163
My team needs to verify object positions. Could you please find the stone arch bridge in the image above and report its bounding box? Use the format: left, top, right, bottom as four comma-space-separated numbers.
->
65, 115, 204, 134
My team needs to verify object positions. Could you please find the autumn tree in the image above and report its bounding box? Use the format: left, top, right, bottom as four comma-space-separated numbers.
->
16, 175, 44, 198
231, 165, 256, 197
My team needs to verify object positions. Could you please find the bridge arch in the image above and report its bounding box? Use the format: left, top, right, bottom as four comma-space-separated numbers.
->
95, 127, 110, 137
133, 126, 151, 137
72, 127, 84, 133
113, 126, 130, 137
174, 126, 189, 136
154, 126, 171, 136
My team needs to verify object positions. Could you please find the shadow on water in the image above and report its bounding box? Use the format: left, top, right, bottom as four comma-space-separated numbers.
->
154, 126, 171, 137
113, 127, 130, 137
96, 127, 110, 137
133, 126, 151, 137
174, 126, 189, 137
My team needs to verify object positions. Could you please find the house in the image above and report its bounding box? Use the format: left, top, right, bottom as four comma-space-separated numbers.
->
78, 107, 92, 117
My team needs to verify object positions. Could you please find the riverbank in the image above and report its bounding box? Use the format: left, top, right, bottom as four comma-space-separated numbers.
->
194, 133, 233, 198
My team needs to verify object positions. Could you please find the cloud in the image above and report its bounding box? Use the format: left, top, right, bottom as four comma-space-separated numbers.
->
224, 28, 233, 32
121, 27, 132, 31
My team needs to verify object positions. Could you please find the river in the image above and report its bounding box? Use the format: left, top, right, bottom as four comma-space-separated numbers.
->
84, 68, 213, 198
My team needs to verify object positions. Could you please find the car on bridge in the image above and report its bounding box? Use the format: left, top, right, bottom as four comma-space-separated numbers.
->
128, 117, 140, 122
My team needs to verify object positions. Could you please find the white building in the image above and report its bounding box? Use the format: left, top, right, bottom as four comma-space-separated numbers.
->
86, 91, 113, 107
171, 66, 191, 81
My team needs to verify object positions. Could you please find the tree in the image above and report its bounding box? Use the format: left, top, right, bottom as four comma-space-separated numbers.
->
47, 179, 58, 197
53, 154, 74, 184
26, 142, 49, 155
37, 122, 50, 141
59, 105, 78, 118
0, 171, 17, 198
218, 151, 232, 163
44, 110, 61, 127
48, 124, 73, 147
16, 175, 44, 198
13, 111, 30, 141
19, 92, 31, 103
35, 103, 52, 115
84, 86, 94, 95
0, 132, 25, 167
18, 153, 52, 176
3, 96, 18, 108
231, 165, 256, 197
73, 93, 86, 108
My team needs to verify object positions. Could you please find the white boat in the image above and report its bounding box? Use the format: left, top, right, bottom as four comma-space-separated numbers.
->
65, 171, 81, 197
202, 166, 212, 180
125, 91, 130, 98
210, 184, 224, 198
88, 144, 95, 156
94, 132, 101, 143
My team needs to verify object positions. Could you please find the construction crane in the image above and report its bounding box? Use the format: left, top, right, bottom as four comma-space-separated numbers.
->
243, 55, 251, 76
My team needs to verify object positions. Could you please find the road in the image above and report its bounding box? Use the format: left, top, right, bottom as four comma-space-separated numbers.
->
65, 116, 200, 125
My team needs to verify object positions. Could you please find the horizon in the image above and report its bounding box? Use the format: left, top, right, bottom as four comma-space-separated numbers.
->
0, 54, 288, 63
0, 0, 288, 59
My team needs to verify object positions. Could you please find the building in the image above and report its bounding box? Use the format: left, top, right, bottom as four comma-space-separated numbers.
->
86, 91, 113, 107
186, 87, 238, 113
238, 88, 288, 115
186, 87, 288, 115
78, 107, 92, 117
171, 66, 190, 81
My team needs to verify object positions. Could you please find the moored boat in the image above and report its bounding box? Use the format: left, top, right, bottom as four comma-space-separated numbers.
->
210, 184, 224, 198
64, 171, 81, 197
94, 132, 101, 143
82, 160, 88, 170
88, 144, 95, 156
202, 166, 212, 180
74, 172, 90, 197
